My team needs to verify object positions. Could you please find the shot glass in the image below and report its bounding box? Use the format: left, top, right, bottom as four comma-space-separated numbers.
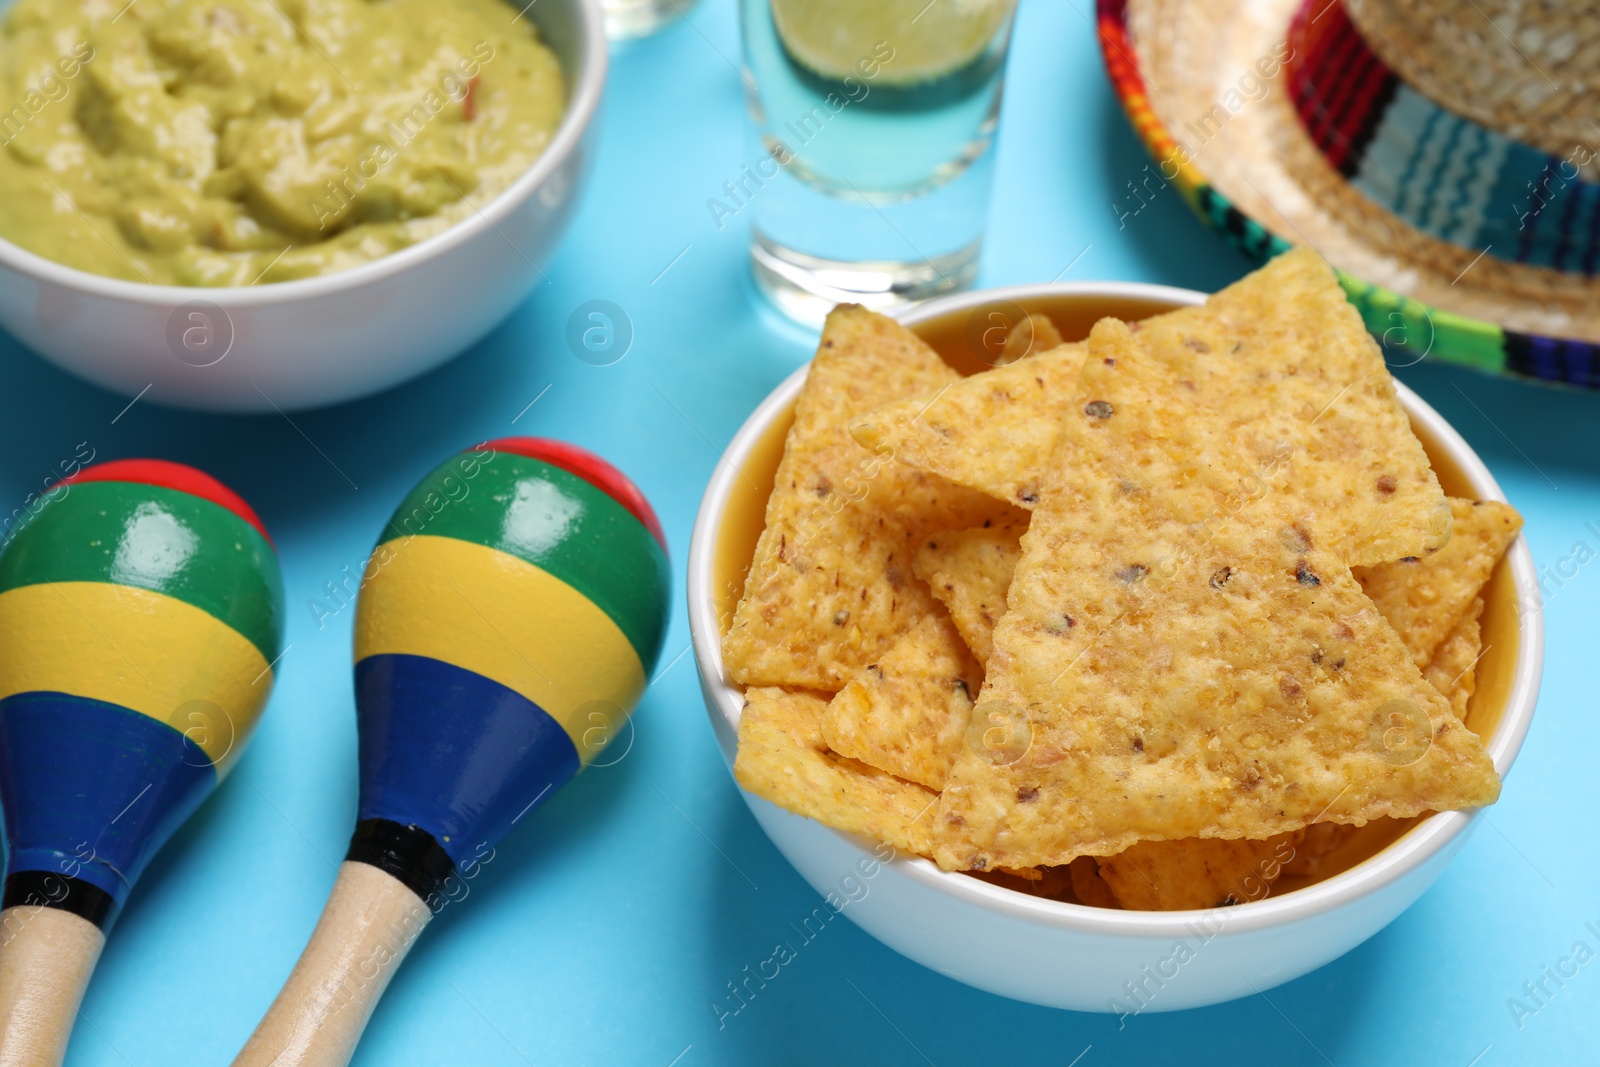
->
602, 0, 697, 40
734, 0, 1017, 324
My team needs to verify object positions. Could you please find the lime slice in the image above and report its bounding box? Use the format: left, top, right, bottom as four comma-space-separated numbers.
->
769, 0, 1016, 86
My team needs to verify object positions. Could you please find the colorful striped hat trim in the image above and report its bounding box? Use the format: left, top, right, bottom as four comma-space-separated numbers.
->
1095, 0, 1600, 390
1287, 0, 1600, 276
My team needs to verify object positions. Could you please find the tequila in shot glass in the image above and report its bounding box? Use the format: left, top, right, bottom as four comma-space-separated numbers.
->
736, 0, 1016, 324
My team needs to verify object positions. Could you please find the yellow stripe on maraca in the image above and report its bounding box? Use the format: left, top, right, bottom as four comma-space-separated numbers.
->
355, 535, 646, 763
0, 582, 274, 769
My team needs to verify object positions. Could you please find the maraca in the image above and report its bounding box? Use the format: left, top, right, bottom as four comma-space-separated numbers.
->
234, 437, 669, 1066
0, 459, 283, 1066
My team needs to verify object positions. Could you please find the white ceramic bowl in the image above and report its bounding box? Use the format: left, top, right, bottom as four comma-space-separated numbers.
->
687, 282, 1543, 1012
0, 0, 605, 413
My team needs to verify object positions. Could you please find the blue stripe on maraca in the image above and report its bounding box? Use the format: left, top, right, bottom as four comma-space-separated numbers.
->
353, 535, 645, 769
0, 692, 215, 926
353, 654, 580, 870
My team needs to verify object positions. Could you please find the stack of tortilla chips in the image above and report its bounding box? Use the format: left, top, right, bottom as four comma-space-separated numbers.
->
725, 249, 1521, 910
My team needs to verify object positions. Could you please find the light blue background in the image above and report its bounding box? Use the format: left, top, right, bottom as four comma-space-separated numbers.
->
1, 1, 1594, 1064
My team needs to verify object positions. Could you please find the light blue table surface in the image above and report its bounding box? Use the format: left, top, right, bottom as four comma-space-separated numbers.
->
5, 1, 1596, 1064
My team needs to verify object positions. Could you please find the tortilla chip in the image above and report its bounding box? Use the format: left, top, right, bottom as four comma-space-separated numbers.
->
734, 687, 938, 857
1068, 857, 1119, 909
1278, 823, 1359, 880
998, 312, 1065, 365
1070, 249, 1450, 568
1096, 832, 1301, 911
913, 523, 1026, 668
1031, 864, 1078, 901
1356, 499, 1522, 667
931, 327, 1500, 872
968, 863, 1078, 902
847, 342, 1089, 509
820, 613, 982, 790
922, 537, 1479, 892
728, 254, 1504, 900
1423, 598, 1485, 722
993, 865, 1042, 881
722, 305, 1011, 690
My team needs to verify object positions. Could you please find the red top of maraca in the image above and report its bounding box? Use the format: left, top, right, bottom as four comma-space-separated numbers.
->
64, 458, 273, 546
479, 437, 667, 551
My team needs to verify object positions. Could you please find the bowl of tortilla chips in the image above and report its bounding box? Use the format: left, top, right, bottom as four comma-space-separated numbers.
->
687, 249, 1542, 1011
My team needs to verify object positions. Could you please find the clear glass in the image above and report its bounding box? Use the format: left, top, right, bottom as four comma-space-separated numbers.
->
602, 0, 697, 40
736, 0, 1016, 325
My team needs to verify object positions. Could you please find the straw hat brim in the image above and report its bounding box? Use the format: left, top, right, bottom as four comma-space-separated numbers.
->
1103, 0, 1600, 384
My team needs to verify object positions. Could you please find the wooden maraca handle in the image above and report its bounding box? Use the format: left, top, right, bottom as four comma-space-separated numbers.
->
0, 907, 104, 1067
232, 863, 432, 1067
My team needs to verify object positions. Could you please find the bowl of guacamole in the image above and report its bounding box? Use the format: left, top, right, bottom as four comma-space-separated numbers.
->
0, 0, 606, 410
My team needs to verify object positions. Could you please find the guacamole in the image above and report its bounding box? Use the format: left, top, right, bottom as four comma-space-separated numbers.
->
0, 0, 564, 286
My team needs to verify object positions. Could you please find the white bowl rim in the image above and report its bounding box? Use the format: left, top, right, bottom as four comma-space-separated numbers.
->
687, 279, 1545, 937
0, 0, 607, 306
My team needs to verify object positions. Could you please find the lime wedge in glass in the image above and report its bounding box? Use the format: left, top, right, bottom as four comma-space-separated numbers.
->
770, 0, 1016, 87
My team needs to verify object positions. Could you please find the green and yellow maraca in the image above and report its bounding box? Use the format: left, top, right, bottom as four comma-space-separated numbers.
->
234, 437, 670, 1067
0, 459, 283, 1066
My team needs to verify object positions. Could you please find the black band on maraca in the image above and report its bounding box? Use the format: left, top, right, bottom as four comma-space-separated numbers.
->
345, 819, 456, 905
2, 872, 117, 929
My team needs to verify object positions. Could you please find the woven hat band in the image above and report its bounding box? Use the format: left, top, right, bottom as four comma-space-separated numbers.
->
1341, 0, 1600, 160
1288, 0, 1600, 277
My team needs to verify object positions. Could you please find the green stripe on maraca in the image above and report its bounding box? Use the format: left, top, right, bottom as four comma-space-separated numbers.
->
0, 481, 282, 662
374, 449, 670, 667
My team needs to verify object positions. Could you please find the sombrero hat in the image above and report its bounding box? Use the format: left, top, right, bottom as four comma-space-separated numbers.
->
1099, 0, 1600, 389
